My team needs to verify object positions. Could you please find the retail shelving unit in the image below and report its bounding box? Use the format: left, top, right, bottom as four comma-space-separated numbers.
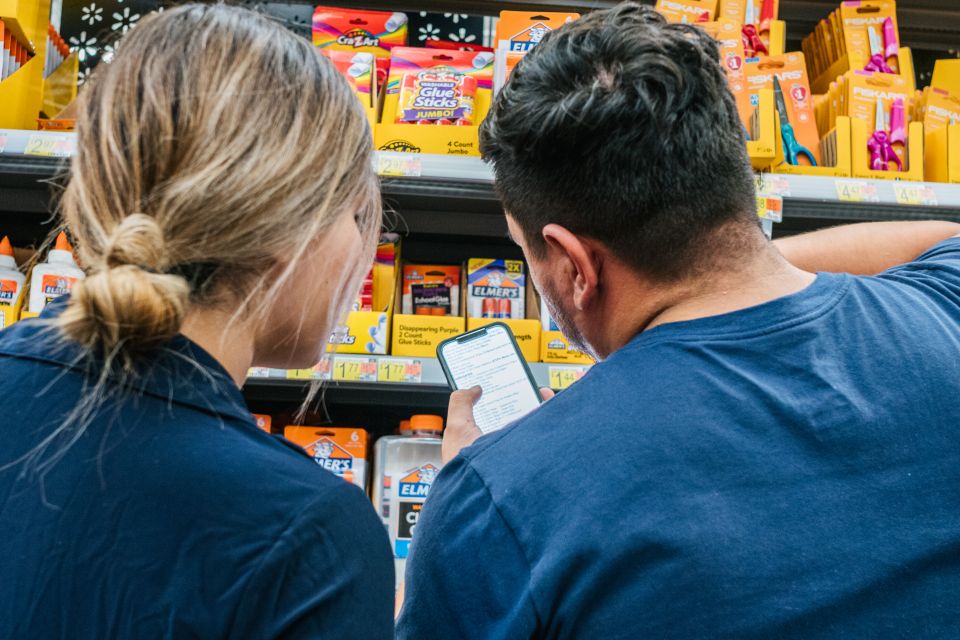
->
3, 0, 960, 425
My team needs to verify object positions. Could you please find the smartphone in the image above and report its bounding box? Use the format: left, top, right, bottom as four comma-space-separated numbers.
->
436, 322, 543, 434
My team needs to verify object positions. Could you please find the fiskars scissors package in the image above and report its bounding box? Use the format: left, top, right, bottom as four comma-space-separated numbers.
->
740, 53, 821, 165
654, 0, 716, 23
917, 87, 960, 183
374, 47, 493, 156
802, 1, 913, 94
714, 1, 783, 56
844, 70, 923, 178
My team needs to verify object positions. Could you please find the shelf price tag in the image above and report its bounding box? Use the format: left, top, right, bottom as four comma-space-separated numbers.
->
23, 134, 74, 158
378, 358, 423, 384
377, 155, 423, 177
286, 358, 332, 381
892, 184, 938, 207
548, 365, 589, 390
834, 180, 879, 203
248, 367, 272, 379
755, 194, 783, 222
0, 134, 7, 153
333, 356, 378, 382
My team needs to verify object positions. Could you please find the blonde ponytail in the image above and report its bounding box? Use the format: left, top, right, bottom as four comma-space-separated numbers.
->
54, 3, 380, 365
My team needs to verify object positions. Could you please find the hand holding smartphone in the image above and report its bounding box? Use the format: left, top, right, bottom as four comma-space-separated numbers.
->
437, 323, 543, 434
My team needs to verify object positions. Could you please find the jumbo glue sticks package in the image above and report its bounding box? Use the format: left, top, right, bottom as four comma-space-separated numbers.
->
383, 48, 494, 127
312, 8, 408, 90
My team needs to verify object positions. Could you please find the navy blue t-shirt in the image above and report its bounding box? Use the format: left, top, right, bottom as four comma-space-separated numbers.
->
399, 238, 960, 639
0, 303, 394, 639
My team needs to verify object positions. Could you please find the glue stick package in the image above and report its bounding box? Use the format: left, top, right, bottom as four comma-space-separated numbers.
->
383, 48, 494, 127
312, 7, 408, 90
319, 49, 376, 107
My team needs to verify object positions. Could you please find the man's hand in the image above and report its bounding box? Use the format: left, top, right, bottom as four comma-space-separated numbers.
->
443, 386, 555, 464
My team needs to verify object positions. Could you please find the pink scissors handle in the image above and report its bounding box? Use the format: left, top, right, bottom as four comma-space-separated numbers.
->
864, 53, 894, 74
868, 131, 903, 172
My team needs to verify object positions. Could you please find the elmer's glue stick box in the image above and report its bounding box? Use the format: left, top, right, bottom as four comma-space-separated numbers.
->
466, 259, 525, 320
284, 426, 368, 491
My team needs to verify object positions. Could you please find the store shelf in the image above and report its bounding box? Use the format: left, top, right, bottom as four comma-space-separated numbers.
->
4, 130, 960, 244
245, 354, 587, 389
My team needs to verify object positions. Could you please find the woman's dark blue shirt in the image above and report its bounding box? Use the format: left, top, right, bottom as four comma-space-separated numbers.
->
0, 301, 394, 639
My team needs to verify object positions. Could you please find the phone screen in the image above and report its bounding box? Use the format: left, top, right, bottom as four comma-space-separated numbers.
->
439, 324, 542, 434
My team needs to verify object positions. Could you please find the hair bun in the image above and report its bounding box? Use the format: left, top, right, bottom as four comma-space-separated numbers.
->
104, 213, 169, 272
59, 214, 190, 361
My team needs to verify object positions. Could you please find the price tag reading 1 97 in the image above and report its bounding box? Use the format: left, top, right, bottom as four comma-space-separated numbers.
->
333, 356, 378, 382
378, 358, 423, 384
548, 365, 589, 391
835, 180, 880, 203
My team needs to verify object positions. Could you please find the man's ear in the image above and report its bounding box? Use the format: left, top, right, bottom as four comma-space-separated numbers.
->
542, 224, 601, 311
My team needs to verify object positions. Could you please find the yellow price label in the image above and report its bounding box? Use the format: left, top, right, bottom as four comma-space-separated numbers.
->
834, 180, 879, 203
548, 366, 588, 390
23, 134, 73, 158
286, 358, 331, 380
755, 194, 783, 222
377, 155, 423, 177
286, 368, 317, 380
378, 358, 423, 384
892, 184, 938, 206
333, 356, 378, 382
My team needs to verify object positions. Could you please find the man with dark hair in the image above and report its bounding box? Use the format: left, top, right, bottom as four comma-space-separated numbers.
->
398, 4, 960, 638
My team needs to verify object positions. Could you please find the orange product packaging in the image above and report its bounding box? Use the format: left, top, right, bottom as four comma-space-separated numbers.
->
284, 426, 368, 490
382, 47, 493, 127
742, 53, 821, 164
717, 0, 778, 25
655, 0, 716, 23
402, 264, 461, 316
700, 19, 745, 84
252, 414, 271, 433
494, 11, 580, 87
312, 8, 408, 91
319, 49, 376, 108
840, 1, 900, 75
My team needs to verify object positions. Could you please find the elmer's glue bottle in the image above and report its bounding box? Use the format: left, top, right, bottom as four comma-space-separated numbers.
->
0, 237, 26, 327
372, 415, 443, 588
29, 232, 85, 313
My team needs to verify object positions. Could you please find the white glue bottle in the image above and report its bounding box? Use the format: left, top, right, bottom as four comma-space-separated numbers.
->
29, 232, 85, 313
371, 415, 443, 589
0, 236, 26, 325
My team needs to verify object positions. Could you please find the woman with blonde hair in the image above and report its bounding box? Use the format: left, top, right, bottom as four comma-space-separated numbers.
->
0, 4, 393, 637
